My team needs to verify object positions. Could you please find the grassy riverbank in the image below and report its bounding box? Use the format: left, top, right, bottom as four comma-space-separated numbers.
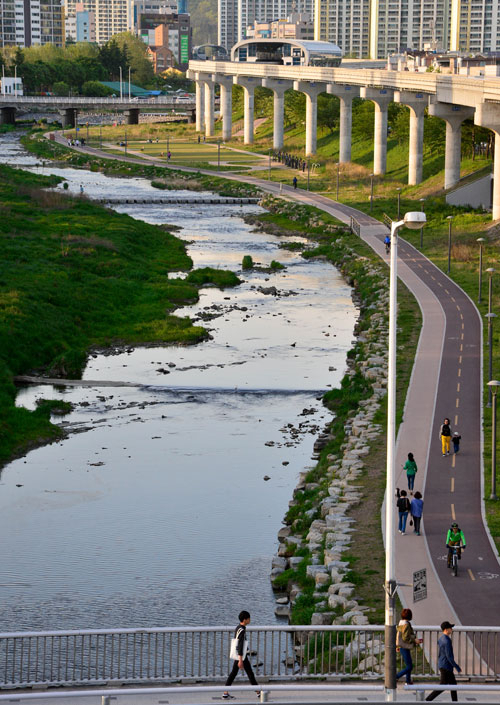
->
246, 198, 421, 624
0, 162, 241, 466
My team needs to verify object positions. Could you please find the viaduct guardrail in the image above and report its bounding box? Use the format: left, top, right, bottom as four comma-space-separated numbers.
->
0, 625, 498, 689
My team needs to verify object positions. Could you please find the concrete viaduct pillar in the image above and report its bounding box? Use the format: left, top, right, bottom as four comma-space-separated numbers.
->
262, 78, 292, 150
394, 91, 428, 185
125, 108, 140, 125
475, 103, 500, 220
360, 87, 393, 175
428, 101, 475, 190
59, 108, 78, 128
215, 75, 233, 141
234, 76, 260, 145
327, 84, 359, 163
293, 81, 325, 156
201, 79, 215, 137
195, 79, 205, 132
0, 106, 16, 125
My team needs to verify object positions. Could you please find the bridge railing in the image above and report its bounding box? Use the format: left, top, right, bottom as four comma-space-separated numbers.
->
0, 625, 499, 689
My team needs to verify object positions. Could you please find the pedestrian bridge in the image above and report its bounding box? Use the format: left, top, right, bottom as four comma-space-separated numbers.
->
0, 625, 497, 689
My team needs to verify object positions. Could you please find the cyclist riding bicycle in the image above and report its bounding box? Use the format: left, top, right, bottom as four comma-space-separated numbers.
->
446, 522, 466, 568
384, 235, 391, 253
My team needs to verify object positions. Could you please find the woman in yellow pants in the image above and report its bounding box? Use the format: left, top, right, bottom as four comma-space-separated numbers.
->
440, 418, 452, 456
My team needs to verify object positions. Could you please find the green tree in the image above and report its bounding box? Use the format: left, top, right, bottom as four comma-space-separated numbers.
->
112, 33, 154, 85
81, 80, 113, 97
284, 90, 305, 127
317, 94, 339, 134
53, 81, 70, 96
352, 98, 374, 140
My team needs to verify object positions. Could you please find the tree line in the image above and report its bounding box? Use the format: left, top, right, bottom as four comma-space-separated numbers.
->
0, 34, 155, 95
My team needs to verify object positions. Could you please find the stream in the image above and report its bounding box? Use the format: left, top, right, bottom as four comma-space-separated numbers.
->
0, 133, 357, 631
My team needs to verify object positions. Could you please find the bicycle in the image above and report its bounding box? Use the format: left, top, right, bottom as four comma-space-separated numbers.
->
384, 239, 391, 255
448, 544, 462, 577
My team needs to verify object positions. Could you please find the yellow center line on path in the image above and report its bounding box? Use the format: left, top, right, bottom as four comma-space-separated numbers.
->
451, 477, 455, 492
445, 289, 450, 294
462, 323, 464, 330
452, 297, 456, 302
438, 282, 443, 287
456, 398, 460, 408
431, 275, 436, 281
468, 569, 476, 581
451, 503, 456, 520
461, 333, 464, 340
455, 415, 458, 425
460, 313, 464, 320
460, 344, 463, 352
459, 355, 462, 364
457, 383, 460, 392
458, 368, 461, 377
452, 455, 456, 469
418, 263, 423, 268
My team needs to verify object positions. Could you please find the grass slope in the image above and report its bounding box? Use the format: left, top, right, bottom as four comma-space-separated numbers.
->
0, 163, 240, 466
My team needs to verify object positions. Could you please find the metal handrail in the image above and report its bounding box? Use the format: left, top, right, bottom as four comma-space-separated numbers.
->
0, 625, 499, 688
382, 213, 392, 229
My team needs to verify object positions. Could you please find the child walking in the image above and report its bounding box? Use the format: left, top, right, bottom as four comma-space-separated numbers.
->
452, 432, 461, 454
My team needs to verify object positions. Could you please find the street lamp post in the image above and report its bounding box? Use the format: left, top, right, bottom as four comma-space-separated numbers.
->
218, 140, 221, 172
128, 66, 131, 100
307, 161, 310, 191
99, 124, 102, 149
419, 198, 425, 248
268, 148, 271, 181
447, 215, 453, 274
488, 380, 500, 500
370, 174, 374, 212
396, 188, 401, 220
385, 210, 427, 702
119, 66, 123, 100
477, 238, 485, 303
487, 268, 495, 315
486, 312, 497, 407
124, 128, 127, 155
336, 162, 340, 201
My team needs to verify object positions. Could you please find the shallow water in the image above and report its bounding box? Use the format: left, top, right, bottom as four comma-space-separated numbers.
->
0, 133, 357, 631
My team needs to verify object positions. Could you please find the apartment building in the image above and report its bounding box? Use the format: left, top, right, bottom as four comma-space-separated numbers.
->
64, 0, 132, 43
0, 0, 64, 47
138, 9, 191, 66
449, 0, 500, 52
314, 0, 450, 57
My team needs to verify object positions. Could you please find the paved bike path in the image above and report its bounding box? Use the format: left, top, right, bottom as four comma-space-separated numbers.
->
52, 135, 500, 633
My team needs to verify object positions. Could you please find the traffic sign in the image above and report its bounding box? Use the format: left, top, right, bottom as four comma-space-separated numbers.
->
413, 568, 427, 602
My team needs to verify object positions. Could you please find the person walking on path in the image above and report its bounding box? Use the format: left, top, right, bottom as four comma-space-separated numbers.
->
223, 611, 259, 699
425, 622, 461, 701
440, 418, 452, 456
404, 452, 418, 492
396, 608, 423, 685
293, 176, 298, 189
397, 489, 411, 535
452, 432, 461, 454
410, 491, 424, 535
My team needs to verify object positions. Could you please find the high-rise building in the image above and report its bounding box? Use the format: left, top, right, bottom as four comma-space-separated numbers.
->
314, 0, 369, 56
65, 1, 96, 41
314, 0, 450, 57
449, 0, 500, 52
218, 0, 313, 49
0, 0, 64, 47
64, 0, 132, 44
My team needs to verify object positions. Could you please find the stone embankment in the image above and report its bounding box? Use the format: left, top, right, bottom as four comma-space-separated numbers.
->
260, 198, 389, 669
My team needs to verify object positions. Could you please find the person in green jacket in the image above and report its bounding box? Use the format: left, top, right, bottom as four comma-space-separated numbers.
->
446, 523, 466, 568
404, 452, 418, 492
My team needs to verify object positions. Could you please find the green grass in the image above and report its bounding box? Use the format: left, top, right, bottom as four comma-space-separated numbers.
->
0, 163, 242, 466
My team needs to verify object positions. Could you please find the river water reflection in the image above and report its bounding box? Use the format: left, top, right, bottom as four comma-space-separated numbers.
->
0, 133, 357, 631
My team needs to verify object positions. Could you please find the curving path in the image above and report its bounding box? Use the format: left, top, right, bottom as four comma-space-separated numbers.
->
50, 134, 500, 655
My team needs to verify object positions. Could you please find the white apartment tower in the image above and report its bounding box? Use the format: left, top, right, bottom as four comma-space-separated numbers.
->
314, 0, 369, 56
218, 0, 238, 48
314, 0, 450, 57
449, 0, 500, 52
219, 0, 312, 49
64, 0, 133, 43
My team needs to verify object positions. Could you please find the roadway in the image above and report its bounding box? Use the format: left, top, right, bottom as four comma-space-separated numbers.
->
49, 134, 500, 657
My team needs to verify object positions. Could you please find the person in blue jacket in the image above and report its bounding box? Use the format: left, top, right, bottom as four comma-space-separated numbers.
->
425, 622, 462, 701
